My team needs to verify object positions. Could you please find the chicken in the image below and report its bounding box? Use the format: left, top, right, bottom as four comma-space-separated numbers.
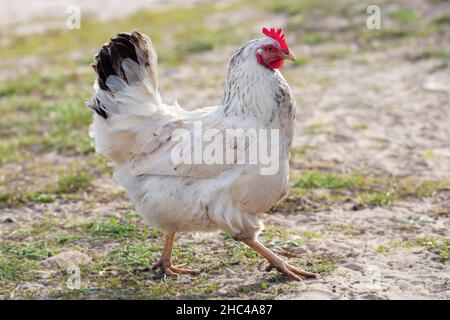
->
86, 28, 317, 280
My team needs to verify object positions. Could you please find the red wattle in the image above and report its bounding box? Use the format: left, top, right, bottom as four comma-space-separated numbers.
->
268, 59, 284, 70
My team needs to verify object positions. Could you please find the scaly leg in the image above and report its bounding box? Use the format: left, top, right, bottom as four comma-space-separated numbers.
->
152, 232, 200, 277
243, 238, 318, 281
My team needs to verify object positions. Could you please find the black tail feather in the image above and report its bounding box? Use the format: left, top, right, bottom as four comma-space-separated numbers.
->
86, 97, 108, 119
88, 32, 143, 118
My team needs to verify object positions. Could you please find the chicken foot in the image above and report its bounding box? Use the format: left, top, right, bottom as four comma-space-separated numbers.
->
243, 238, 318, 281
152, 232, 200, 277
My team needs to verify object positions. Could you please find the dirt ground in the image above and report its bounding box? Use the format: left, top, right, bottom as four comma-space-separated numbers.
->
0, 0, 449, 299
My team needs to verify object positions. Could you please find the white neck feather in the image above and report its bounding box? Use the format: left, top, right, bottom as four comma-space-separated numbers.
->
221, 41, 289, 125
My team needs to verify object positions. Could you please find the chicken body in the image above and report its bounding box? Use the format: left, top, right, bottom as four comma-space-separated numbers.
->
87, 31, 316, 280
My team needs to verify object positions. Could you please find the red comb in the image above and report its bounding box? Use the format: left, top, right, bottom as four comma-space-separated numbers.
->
262, 27, 289, 51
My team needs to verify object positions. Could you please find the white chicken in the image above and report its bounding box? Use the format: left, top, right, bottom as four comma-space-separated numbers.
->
87, 28, 317, 280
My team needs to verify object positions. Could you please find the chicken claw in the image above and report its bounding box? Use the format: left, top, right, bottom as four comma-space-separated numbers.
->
152, 259, 200, 277
152, 232, 200, 277
265, 261, 318, 281
243, 238, 318, 281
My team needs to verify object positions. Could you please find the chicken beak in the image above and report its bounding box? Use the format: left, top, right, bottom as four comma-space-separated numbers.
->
282, 51, 296, 62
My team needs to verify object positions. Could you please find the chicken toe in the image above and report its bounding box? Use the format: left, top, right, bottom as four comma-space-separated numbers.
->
266, 261, 318, 280
243, 238, 318, 281
152, 232, 199, 277
152, 259, 199, 277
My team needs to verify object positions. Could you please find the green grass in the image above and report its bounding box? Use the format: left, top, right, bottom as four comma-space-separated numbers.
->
308, 260, 335, 275
0, 76, 94, 164
301, 33, 326, 45
0, 257, 27, 281
55, 170, 92, 193
0, 136, 39, 166
286, 170, 450, 211
306, 123, 330, 135
293, 171, 362, 190
0, 241, 54, 283
0, 168, 94, 207
389, 8, 421, 24
352, 123, 369, 130
357, 191, 396, 206
179, 27, 238, 55
83, 218, 141, 240
4, 243, 51, 260
377, 237, 449, 262
107, 242, 155, 272
263, 225, 299, 243
221, 243, 261, 268
0, 191, 55, 207
322, 48, 354, 60
290, 144, 316, 159
416, 237, 448, 261
376, 246, 386, 254
266, 0, 328, 16
47, 99, 92, 129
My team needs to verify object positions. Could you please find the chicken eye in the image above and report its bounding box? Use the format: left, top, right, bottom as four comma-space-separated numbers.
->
267, 46, 273, 51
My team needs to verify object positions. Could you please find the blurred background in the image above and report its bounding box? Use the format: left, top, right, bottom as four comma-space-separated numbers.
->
0, 0, 449, 299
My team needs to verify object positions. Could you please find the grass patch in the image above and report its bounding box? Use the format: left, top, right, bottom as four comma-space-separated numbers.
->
179, 27, 237, 55
4, 243, 51, 260
322, 48, 353, 59
389, 8, 421, 24
55, 170, 92, 193
357, 191, 396, 206
416, 237, 448, 261
293, 171, 362, 190
0, 241, 54, 283
267, 0, 328, 16
0, 136, 38, 166
221, 243, 260, 268
290, 144, 316, 159
47, 99, 92, 129
107, 242, 155, 272
302, 33, 326, 45
0, 191, 56, 207
308, 260, 335, 275
352, 123, 368, 130
282, 170, 450, 212
0, 257, 28, 281
377, 237, 449, 262
376, 246, 386, 254
83, 218, 140, 240
306, 123, 330, 135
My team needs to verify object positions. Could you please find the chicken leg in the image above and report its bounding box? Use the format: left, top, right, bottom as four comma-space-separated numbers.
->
152, 232, 200, 277
243, 238, 318, 281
